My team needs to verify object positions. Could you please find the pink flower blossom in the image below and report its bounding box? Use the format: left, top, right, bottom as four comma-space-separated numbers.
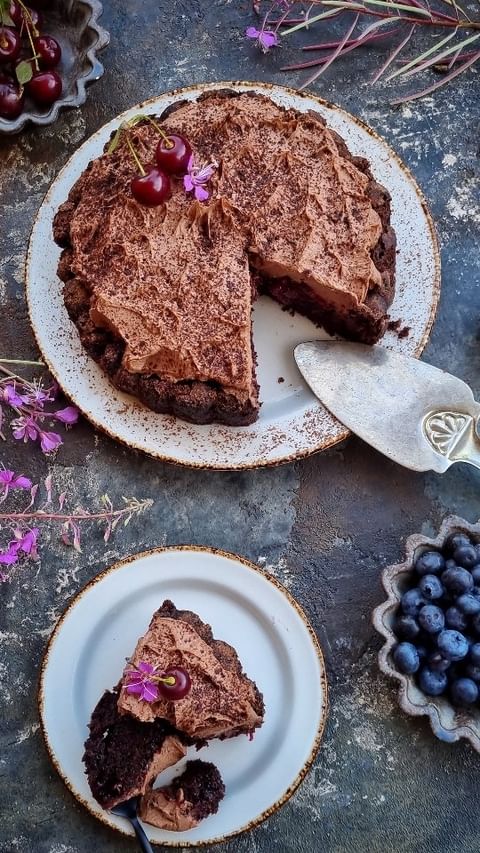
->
1, 383, 26, 407
12, 415, 39, 443
23, 381, 53, 408
245, 26, 279, 52
0, 541, 20, 566
183, 156, 217, 203
125, 661, 160, 703
53, 406, 79, 425
0, 469, 32, 501
39, 430, 63, 454
15, 527, 39, 557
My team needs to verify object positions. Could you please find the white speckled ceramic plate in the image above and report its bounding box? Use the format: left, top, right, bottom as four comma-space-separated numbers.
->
39, 546, 327, 846
26, 81, 440, 469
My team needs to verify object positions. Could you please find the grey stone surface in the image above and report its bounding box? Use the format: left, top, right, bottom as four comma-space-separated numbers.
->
1, 0, 479, 851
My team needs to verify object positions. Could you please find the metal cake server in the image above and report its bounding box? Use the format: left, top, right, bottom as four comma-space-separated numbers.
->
294, 341, 480, 473
110, 796, 154, 852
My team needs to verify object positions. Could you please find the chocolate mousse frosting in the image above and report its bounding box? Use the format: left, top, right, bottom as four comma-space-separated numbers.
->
54, 90, 396, 425
118, 600, 264, 739
139, 760, 225, 831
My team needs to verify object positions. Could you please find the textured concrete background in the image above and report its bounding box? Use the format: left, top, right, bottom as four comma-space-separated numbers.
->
1, 1, 480, 851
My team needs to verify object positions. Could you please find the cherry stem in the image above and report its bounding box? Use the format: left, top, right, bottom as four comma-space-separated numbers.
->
126, 135, 146, 177
154, 675, 176, 685
144, 116, 175, 149
24, 21, 39, 71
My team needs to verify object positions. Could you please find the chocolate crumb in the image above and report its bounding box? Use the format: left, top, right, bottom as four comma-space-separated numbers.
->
387, 319, 402, 331
278, 376, 285, 383
398, 326, 411, 339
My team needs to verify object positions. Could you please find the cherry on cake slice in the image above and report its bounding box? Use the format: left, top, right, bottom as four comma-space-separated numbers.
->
117, 599, 264, 739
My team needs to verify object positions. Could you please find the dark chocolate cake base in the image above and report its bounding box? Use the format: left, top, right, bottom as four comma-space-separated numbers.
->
83, 688, 187, 809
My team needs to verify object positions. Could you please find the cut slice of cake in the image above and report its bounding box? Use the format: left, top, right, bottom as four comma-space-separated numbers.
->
83, 600, 264, 828
139, 760, 225, 831
54, 90, 396, 426
117, 599, 264, 739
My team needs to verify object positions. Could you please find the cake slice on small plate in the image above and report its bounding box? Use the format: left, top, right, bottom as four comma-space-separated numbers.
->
83, 599, 264, 829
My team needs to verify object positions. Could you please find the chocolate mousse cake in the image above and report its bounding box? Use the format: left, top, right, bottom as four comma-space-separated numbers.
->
83, 600, 263, 829
54, 89, 396, 426
117, 599, 264, 738
139, 760, 225, 831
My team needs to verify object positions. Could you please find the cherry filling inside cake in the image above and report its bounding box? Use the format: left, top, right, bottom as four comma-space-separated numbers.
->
53, 90, 396, 426
83, 600, 264, 828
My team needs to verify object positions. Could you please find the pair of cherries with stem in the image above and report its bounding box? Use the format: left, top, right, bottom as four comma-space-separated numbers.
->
109, 115, 193, 207
0, 0, 62, 118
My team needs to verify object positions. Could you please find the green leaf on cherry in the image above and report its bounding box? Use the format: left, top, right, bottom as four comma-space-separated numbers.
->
16, 61, 33, 86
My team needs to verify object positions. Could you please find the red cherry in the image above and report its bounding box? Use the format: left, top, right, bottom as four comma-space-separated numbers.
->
27, 69, 62, 105
156, 133, 192, 176
34, 35, 61, 68
131, 167, 171, 207
157, 666, 191, 700
0, 73, 24, 118
0, 26, 20, 63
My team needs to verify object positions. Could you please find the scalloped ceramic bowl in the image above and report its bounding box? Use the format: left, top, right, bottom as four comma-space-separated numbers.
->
0, 0, 109, 134
373, 516, 480, 751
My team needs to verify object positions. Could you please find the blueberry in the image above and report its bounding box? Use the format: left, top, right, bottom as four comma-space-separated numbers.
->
401, 588, 426, 616
465, 663, 480, 682
443, 532, 473, 557
437, 629, 469, 661
456, 593, 480, 616
418, 604, 445, 634
428, 652, 451, 672
419, 574, 444, 601
473, 613, 480, 635
475, 543, 480, 564
450, 677, 479, 706
445, 606, 469, 631
414, 550, 445, 576
394, 615, 420, 641
418, 667, 448, 696
393, 642, 420, 674
453, 545, 478, 570
416, 645, 429, 663
470, 642, 480, 665
441, 566, 474, 595
471, 567, 480, 584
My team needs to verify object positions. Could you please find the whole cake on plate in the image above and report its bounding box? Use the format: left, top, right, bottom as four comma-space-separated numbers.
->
83, 600, 264, 831
54, 90, 396, 426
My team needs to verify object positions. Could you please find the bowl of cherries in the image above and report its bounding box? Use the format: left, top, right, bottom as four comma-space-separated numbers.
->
373, 516, 480, 751
0, 0, 108, 133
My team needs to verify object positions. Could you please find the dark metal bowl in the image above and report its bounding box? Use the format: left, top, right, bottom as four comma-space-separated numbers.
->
0, 0, 109, 134
373, 516, 480, 751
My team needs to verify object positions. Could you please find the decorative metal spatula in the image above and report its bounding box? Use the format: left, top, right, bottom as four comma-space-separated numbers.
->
294, 341, 480, 473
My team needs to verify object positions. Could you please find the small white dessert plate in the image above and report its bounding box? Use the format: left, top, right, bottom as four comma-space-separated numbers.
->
26, 81, 440, 470
39, 546, 328, 846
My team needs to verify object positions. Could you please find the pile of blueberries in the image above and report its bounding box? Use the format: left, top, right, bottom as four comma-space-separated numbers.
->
392, 531, 480, 708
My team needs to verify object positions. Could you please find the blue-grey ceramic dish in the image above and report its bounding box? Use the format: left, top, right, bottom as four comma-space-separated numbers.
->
0, 0, 109, 134
373, 516, 480, 751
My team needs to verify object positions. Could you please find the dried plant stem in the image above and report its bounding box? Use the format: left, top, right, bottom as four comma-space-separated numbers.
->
0, 500, 153, 524
0, 359, 45, 367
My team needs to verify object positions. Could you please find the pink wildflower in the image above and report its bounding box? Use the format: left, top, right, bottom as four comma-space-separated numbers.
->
245, 26, 279, 52
125, 661, 160, 703
183, 156, 217, 202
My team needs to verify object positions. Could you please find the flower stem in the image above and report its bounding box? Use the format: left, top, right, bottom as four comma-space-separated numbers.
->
144, 117, 175, 149
0, 499, 153, 523
0, 359, 45, 367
